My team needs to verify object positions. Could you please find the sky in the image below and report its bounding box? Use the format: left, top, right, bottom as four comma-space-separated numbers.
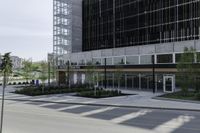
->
0, 0, 53, 61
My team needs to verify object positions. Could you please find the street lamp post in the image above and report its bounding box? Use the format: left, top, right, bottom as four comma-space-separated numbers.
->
48, 61, 51, 86
104, 58, 107, 89
67, 60, 70, 89
152, 55, 156, 93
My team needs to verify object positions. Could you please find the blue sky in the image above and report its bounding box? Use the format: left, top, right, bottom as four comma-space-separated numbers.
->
0, 0, 53, 61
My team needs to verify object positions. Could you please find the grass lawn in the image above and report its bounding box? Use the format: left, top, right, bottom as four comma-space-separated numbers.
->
159, 91, 200, 101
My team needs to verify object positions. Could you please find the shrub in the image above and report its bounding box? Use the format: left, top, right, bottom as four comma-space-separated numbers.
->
195, 93, 200, 100
77, 89, 125, 98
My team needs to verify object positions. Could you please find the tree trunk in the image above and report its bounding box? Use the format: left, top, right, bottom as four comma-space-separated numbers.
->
0, 72, 6, 133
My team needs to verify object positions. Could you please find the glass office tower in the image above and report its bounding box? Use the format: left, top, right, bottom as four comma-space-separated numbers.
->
55, 0, 200, 92
83, 0, 200, 51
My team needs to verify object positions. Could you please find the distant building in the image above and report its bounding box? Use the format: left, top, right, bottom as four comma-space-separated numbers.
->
10, 56, 22, 70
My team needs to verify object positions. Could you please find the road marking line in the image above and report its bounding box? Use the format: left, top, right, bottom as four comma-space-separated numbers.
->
110, 109, 152, 124
4, 94, 21, 98
13, 96, 31, 99
80, 107, 117, 116
154, 115, 194, 133
32, 97, 49, 101
39, 99, 73, 107
57, 101, 95, 111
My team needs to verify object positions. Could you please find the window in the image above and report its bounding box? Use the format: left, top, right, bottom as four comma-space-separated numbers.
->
140, 55, 152, 64
197, 52, 200, 62
102, 58, 113, 65
114, 57, 125, 65
157, 54, 173, 64
92, 58, 101, 65
175, 53, 182, 63
126, 56, 139, 65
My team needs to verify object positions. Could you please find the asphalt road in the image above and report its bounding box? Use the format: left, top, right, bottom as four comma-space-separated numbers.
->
1, 99, 200, 133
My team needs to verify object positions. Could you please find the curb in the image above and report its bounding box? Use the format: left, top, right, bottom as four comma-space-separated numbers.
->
153, 97, 200, 104
3, 98, 200, 112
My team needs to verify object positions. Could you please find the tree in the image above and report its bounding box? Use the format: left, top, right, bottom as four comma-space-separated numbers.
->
85, 62, 96, 89
114, 65, 123, 92
19, 59, 39, 84
38, 61, 48, 93
177, 47, 196, 95
0, 53, 12, 133
65, 61, 73, 88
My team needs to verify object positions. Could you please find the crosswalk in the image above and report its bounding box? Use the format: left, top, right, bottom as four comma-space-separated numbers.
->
110, 109, 152, 124
39, 99, 73, 107
1, 93, 198, 133
154, 115, 194, 133
57, 101, 95, 111
80, 107, 116, 116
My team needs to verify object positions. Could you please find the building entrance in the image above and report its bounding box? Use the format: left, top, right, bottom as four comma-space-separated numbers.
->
163, 75, 175, 93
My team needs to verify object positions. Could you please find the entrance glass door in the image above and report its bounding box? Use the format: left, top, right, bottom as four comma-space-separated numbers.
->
163, 76, 175, 93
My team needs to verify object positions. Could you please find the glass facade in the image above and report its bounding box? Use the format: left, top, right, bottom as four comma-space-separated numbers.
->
83, 0, 200, 51
126, 56, 139, 65
157, 54, 173, 63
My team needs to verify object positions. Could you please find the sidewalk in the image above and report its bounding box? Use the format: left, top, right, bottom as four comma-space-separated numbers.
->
3, 87, 200, 111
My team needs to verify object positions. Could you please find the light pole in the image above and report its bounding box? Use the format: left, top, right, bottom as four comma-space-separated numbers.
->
48, 61, 51, 86
67, 60, 70, 89
0, 71, 6, 133
104, 58, 107, 89
152, 55, 156, 93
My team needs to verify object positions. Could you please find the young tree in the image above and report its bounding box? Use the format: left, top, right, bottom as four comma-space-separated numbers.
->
0, 53, 12, 133
114, 65, 123, 92
65, 61, 73, 88
177, 47, 196, 95
38, 61, 48, 93
85, 62, 95, 89
19, 59, 39, 84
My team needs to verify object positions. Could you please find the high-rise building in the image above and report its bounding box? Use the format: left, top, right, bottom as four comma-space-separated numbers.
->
54, 0, 200, 93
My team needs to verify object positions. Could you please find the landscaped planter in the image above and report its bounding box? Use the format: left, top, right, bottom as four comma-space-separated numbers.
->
76, 89, 131, 98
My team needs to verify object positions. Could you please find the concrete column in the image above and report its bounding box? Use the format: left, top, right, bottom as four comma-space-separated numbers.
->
125, 74, 127, 89
139, 73, 141, 90
112, 73, 115, 89
155, 74, 158, 92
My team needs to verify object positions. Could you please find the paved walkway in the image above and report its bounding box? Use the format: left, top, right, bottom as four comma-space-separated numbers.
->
1, 86, 200, 111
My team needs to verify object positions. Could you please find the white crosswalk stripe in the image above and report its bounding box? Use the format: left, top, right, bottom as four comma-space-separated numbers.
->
4, 94, 22, 98
32, 97, 49, 101
153, 115, 194, 133
110, 109, 152, 124
80, 107, 117, 116
57, 101, 95, 111
13, 96, 31, 99
39, 99, 73, 107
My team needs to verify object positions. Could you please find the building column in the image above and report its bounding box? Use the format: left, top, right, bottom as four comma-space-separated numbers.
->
112, 73, 115, 89
155, 74, 158, 92
139, 73, 141, 90
125, 74, 127, 89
